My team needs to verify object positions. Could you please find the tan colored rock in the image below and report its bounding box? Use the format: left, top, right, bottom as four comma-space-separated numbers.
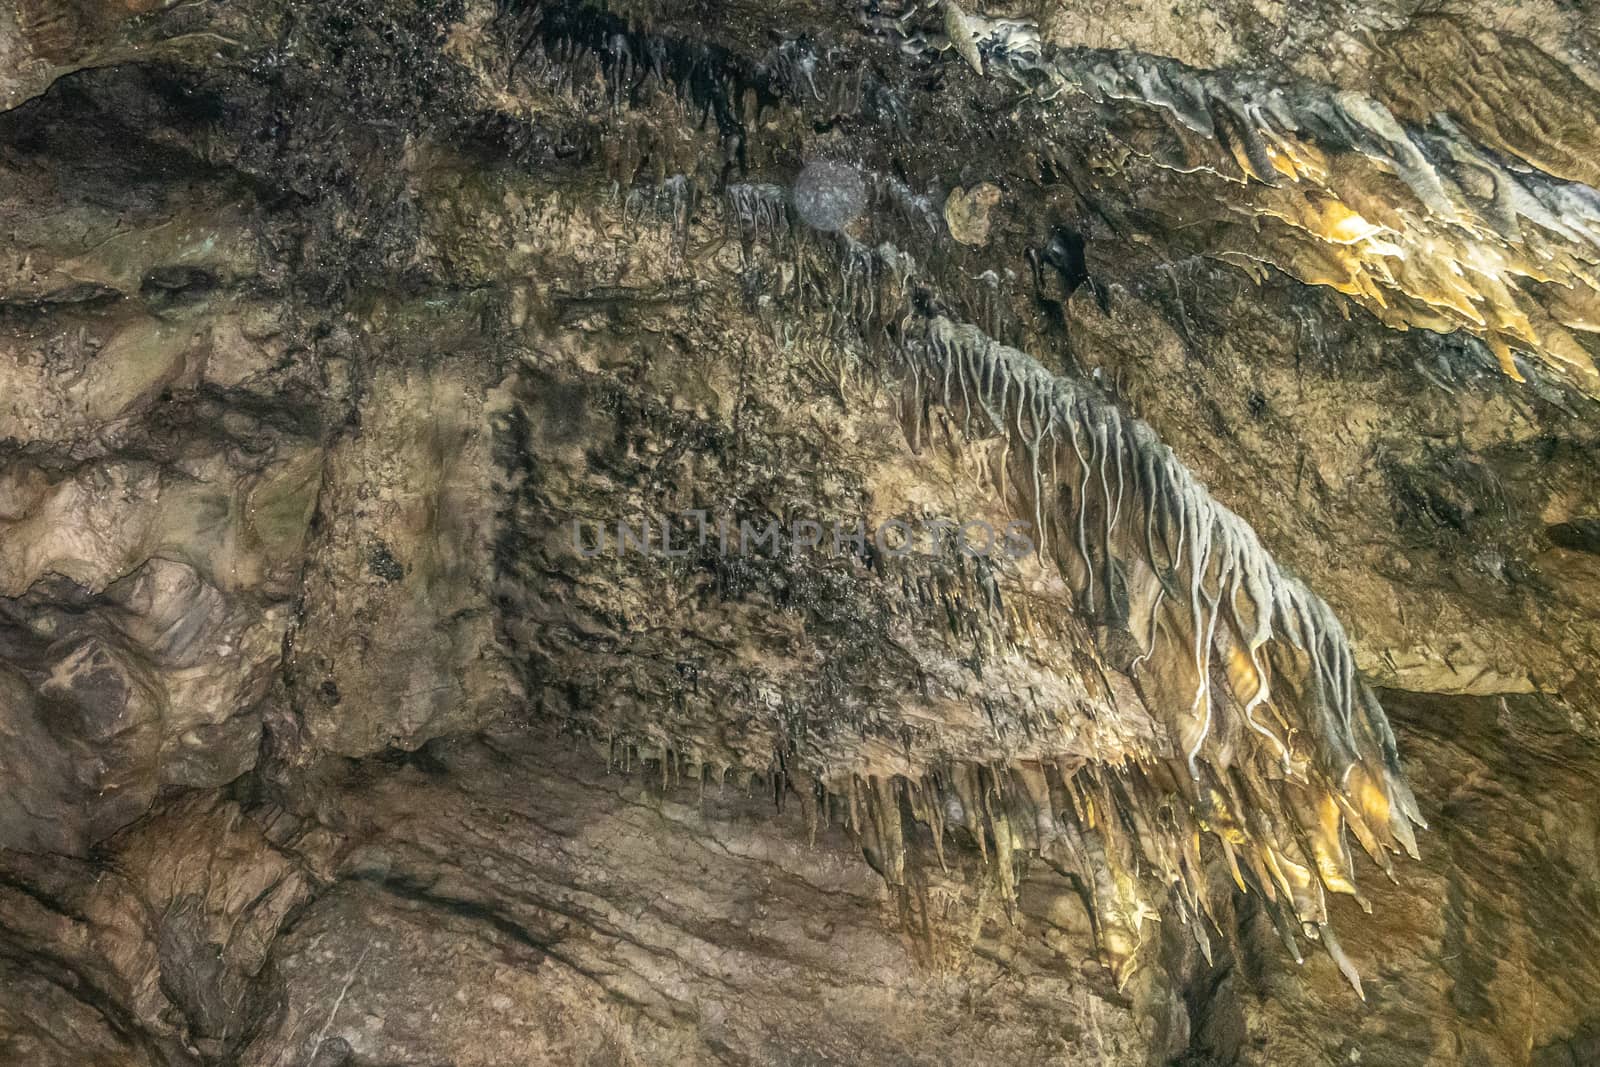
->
0, 1, 1598, 1063
942, 183, 1002, 247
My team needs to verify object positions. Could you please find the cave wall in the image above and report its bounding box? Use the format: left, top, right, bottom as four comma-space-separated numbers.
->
2, 1, 1599, 1065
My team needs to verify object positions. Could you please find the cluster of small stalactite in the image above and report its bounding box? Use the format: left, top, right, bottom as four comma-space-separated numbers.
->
914, 2, 1600, 396
810, 755, 1388, 992
763, 36, 909, 131
587, 728, 1391, 995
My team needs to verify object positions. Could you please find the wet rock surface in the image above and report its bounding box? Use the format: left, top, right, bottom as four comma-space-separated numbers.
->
1, 1, 1599, 1064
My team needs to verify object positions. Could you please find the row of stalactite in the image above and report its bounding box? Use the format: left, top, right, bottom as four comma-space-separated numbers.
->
595, 733, 1384, 995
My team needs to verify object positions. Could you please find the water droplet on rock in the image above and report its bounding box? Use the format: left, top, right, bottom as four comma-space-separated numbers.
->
793, 161, 867, 232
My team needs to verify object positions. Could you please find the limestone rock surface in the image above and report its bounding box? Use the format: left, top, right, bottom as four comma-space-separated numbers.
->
2, 2, 1599, 1065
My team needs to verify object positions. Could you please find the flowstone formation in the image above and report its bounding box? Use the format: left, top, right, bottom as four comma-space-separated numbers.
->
3, 1, 1600, 1065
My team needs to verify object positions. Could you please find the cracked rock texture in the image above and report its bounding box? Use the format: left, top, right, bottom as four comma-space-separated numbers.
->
2, 1, 1599, 1065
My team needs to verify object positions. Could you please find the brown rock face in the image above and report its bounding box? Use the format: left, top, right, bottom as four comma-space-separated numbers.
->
2, 2, 1598, 1065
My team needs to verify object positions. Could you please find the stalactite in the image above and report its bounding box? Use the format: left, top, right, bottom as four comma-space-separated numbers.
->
725, 182, 790, 243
